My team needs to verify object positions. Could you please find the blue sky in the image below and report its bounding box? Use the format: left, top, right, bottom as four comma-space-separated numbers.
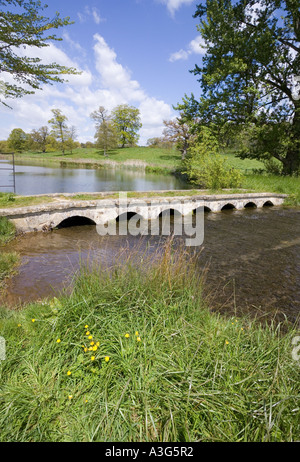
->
0, 0, 206, 145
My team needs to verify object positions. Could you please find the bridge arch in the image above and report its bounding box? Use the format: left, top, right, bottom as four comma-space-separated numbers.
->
116, 211, 144, 222
158, 208, 183, 218
263, 200, 274, 207
56, 215, 96, 228
244, 201, 257, 208
221, 203, 236, 211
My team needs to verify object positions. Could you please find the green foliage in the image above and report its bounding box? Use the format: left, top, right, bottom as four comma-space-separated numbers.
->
182, 128, 243, 189
0, 0, 80, 106
48, 109, 69, 154
7, 128, 28, 153
0, 215, 16, 244
111, 104, 142, 148
182, 0, 300, 175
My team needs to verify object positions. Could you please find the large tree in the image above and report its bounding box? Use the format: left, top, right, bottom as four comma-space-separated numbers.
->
182, 0, 300, 175
111, 104, 142, 148
90, 106, 117, 156
0, 0, 79, 106
48, 109, 69, 154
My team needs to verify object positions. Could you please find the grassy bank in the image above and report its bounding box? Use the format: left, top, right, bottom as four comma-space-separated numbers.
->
4, 147, 182, 170
0, 243, 299, 442
0, 217, 19, 290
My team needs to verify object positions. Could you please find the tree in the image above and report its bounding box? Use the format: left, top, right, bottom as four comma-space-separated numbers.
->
48, 109, 69, 154
162, 118, 196, 159
90, 106, 117, 155
65, 125, 78, 154
7, 128, 28, 152
0, 0, 80, 106
183, 0, 300, 175
30, 126, 49, 152
111, 104, 142, 148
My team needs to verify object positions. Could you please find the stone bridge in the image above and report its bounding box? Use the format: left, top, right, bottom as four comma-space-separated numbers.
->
0, 191, 287, 234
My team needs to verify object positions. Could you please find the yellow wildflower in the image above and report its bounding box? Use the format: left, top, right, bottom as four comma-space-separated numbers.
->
91, 356, 95, 361
96, 341, 100, 346
56, 339, 61, 343
104, 356, 110, 362
135, 331, 139, 336
67, 370, 72, 376
225, 340, 229, 345
88, 335, 93, 340
92, 345, 97, 351
85, 325, 89, 329
17, 324, 21, 327
86, 331, 90, 336
90, 341, 94, 346
32, 318, 36, 323
137, 337, 141, 342
68, 395, 73, 400
125, 333, 130, 338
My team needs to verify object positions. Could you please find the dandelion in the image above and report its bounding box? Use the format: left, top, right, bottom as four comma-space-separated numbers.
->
88, 335, 93, 340
125, 333, 130, 338
135, 331, 139, 336
104, 356, 110, 362
68, 395, 73, 400
84, 347, 88, 352
137, 337, 141, 342
85, 325, 89, 329
32, 318, 36, 323
96, 341, 100, 347
67, 370, 72, 376
56, 339, 61, 343
91, 356, 95, 361
225, 340, 229, 345
17, 324, 21, 327
92, 346, 97, 351
90, 341, 94, 346
241, 328, 244, 331
86, 331, 90, 336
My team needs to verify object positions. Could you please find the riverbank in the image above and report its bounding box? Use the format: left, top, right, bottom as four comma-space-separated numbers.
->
0, 241, 299, 442
1, 147, 299, 205
0, 217, 19, 291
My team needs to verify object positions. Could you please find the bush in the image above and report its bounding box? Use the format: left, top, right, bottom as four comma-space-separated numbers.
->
182, 128, 243, 189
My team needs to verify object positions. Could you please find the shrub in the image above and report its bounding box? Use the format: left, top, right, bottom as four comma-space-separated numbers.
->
182, 128, 243, 189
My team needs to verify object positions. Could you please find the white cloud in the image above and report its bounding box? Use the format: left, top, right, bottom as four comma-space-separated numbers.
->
160, 0, 195, 16
169, 35, 206, 62
0, 35, 173, 145
77, 6, 104, 24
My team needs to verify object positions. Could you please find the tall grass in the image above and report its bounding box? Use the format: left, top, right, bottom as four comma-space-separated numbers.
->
0, 241, 299, 442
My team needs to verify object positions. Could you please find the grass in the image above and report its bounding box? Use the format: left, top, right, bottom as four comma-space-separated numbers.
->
0, 241, 299, 442
5, 147, 182, 170
0, 216, 16, 244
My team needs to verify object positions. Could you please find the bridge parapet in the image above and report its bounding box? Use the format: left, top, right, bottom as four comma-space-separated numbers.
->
0, 192, 287, 234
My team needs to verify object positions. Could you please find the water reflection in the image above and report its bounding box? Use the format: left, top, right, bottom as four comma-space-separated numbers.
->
0, 160, 191, 195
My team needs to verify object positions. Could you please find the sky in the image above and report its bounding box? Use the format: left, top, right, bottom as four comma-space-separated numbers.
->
0, 0, 206, 146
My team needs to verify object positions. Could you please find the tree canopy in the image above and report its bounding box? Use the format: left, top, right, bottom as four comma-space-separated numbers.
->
178, 0, 300, 175
0, 0, 79, 106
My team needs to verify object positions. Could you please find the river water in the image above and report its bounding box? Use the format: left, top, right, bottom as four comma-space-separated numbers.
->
0, 160, 299, 323
1, 207, 299, 324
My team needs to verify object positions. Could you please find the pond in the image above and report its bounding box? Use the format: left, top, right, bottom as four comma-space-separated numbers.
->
0, 159, 191, 195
